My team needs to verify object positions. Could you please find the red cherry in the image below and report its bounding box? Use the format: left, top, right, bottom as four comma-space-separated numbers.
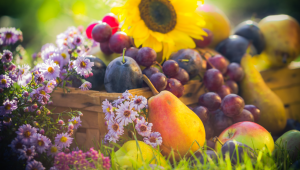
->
86, 22, 98, 39
102, 13, 119, 34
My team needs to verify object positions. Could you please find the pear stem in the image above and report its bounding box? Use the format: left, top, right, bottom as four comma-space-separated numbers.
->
142, 74, 159, 95
213, 136, 224, 146
122, 48, 126, 63
201, 52, 215, 69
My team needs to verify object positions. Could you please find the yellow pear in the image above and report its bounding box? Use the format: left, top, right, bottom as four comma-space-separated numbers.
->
240, 53, 287, 135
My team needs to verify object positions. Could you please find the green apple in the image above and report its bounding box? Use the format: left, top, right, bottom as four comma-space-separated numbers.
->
215, 122, 274, 152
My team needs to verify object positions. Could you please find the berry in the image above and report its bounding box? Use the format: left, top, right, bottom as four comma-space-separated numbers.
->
194, 28, 213, 48
109, 32, 131, 53
165, 78, 184, 98
221, 94, 245, 117
125, 47, 139, 61
142, 66, 160, 78
193, 106, 209, 123
136, 47, 157, 67
150, 73, 167, 92
171, 68, 189, 85
198, 92, 221, 112
225, 80, 239, 94
100, 42, 113, 55
92, 23, 112, 43
203, 68, 224, 92
206, 54, 228, 74
226, 63, 244, 82
163, 60, 179, 77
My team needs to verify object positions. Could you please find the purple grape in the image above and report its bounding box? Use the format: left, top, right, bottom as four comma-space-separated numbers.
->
226, 63, 244, 82
100, 42, 113, 55
165, 78, 184, 98
136, 47, 157, 67
142, 66, 160, 78
125, 47, 139, 61
203, 69, 224, 92
217, 85, 231, 99
193, 28, 213, 48
213, 110, 233, 135
198, 92, 221, 112
244, 105, 261, 122
193, 106, 209, 123
163, 60, 179, 77
225, 80, 239, 94
150, 72, 167, 92
92, 23, 112, 43
204, 122, 215, 140
207, 54, 229, 74
232, 109, 254, 123
109, 31, 131, 53
221, 94, 245, 117
170, 68, 189, 85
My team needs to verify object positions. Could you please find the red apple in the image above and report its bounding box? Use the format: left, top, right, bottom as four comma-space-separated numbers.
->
215, 121, 274, 152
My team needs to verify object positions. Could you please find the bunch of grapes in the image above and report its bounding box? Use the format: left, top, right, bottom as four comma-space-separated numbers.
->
86, 13, 131, 55
192, 55, 261, 144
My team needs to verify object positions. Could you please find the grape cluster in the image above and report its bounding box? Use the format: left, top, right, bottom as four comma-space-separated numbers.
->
86, 13, 131, 55
192, 55, 261, 141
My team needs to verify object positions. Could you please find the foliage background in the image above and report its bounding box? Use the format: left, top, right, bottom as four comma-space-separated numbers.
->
0, 0, 300, 64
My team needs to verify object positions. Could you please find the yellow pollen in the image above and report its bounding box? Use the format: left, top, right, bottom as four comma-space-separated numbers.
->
21, 69, 25, 74
61, 53, 67, 59
80, 61, 86, 68
106, 108, 111, 112
38, 140, 44, 146
47, 67, 54, 73
24, 130, 31, 138
54, 61, 60, 65
40, 90, 46, 95
1, 79, 7, 84
60, 136, 68, 143
4, 104, 11, 110
72, 120, 78, 125
51, 146, 58, 153
6, 33, 12, 38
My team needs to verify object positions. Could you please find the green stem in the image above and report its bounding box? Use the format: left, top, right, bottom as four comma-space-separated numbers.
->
122, 48, 126, 63
179, 59, 190, 62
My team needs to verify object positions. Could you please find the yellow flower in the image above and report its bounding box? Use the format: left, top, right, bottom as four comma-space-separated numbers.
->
112, 0, 207, 62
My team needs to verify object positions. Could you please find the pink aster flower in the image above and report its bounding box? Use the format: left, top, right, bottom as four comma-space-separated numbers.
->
16, 124, 37, 145
25, 160, 45, 170
131, 95, 147, 112
74, 56, 94, 76
70, 34, 84, 48
104, 103, 115, 121
79, 81, 92, 91
45, 80, 56, 93
34, 73, 45, 84
49, 53, 65, 69
135, 117, 152, 137
115, 101, 138, 126
107, 133, 120, 143
58, 47, 70, 65
68, 116, 82, 130
1, 50, 13, 62
2, 98, 17, 114
33, 133, 51, 153
17, 64, 31, 79
107, 120, 124, 137
41, 44, 58, 61
112, 90, 132, 107
17, 72, 32, 87
68, 61, 74, 71
56, 33, 68, 48
18, 145, 36, 161
143, 132, 163, 148
0, 27, 19, 45
0, 74, 12, 88
9, 137, 24, 153
39, 59, 60, 80
47, 144, 62, 157
55, 133, 73, 148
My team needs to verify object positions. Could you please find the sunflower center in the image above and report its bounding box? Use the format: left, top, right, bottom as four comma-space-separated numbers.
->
80, 61, 86, 68
4, 104, 11, 110
1, 79, 7, 84
149, 136, 157, 143
38, 140, 44, 146
60, 136, 67, 143
61, 53, 67, 59
6, 33, 12, 39
112, 124, 119, 131
139, 125, 147, 132
47, 67, 54, 73
26, 149, 32, 156
24, 130, 31, 138
124, 110, 131, 117
51, 146, 58, 153
139, 0, 177, 33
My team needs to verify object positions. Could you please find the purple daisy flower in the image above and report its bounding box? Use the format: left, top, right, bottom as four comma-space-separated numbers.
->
47, 144, 62, 157
17, 64, 31, 79
18, 145, 36, 161
131, 95, 147, 112
79, 81, 92, 91
135, 117, 152, 137
39, 59, 60, 80
104, 103, 115, 121
3, 98, 17, 114
68, 61, 74, 71
54, 133, 73, 148
9, 137, 24, 153
58, 47, 70, 65
33, 133, 51, 153
25, 160, 45, 170
45, 80, 56, 93
74, 56, 94, 76
41, 44, 58, 61
115, 101, 138, 126
68, 116, 82, 130
49, 53, 64, 69
0, 27, 19, 45
1, 50, 13, 63
112, 90, 132, 107
41, 43, 55, 52
38, 94, 50, 105
143, 132, 163, 148
70, 34, 84, 48
108, 133, 120, 143
18, 73, 32, 87
8, 71, 18, 82
107, 120, 124, 138
56, 33, 68, 48
0, 74, 12, 88
16, 124, 37, 145
34, 73, 45, 84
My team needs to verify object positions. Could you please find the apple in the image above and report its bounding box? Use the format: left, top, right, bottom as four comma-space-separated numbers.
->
215, 121, 274, 152
274, 130, 300, 162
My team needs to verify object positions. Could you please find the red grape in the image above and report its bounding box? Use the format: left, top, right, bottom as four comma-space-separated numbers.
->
102, 13, 119, 34
198, 92, 221, 112
203, 68, 224, 92
92, 23, 112, 43
109, 32, 131, 53
221, 94, 245, 117
213, 110, 233, 135
86, 22, 98, 39
165, 78, 184, 98
163, 60, 179, 77
193, 106, 209, 123
193, 28, 213, 48
232, 109, 254, 123
136, 47, 157, 67
207, 54, 228, 74
142, 66, 160, 78
244, 105, 261, 122
225, 80, 239, 94
125, 47, 139, 61
100, 42, 113, 55
204, 122, 215, 140
171, 68, 189, 85
150, 73, 167, 92
217, 85, 231, 99
226, 63, 244, 82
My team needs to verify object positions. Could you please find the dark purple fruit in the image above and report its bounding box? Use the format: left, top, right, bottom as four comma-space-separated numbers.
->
162, 60, 179, 77
150, 73, 167, 92
193, 106, 209, 123
207, 54, 229, 74
136, 47, 157, 67
213, 110, 233, 135
203, 69, 224, 92
165, 78, 184, 98
232, 109, 254, 123
142, 66, 160, 78
226, 63, 244, 82
193, 28, 213, 48
109, 31, 131, 53
125, 47, 139, 61
204, 122, 215, 140
170, 68, 189, 85
217, 85, 231, 99
100, 42, 114, 55
221, 94, 245, 117
92, 23, 112, 43
198, 92, 221, 112
190, 150, 218, 165
225, 80, 239, 94
244, 105, 261, 122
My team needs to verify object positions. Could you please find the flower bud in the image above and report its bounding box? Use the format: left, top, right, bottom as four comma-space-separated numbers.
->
32, 103, 38, 110
0, 88, 3, 93
58, 120, 64, 125
64, 148, 70, 154
47, 111, 51, 115
39, 129, 45, 135
68, 124, 74, 130
24, 107, 29, 112
36, 110, 41, 115
89, 72, 93, 77
84, 74, 89, 78
23, 91, 29, 97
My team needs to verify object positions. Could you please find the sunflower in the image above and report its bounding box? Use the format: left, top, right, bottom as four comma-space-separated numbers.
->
111, 0, 207, 62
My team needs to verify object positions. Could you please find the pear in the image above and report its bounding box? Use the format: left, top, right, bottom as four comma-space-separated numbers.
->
143, 75, 206, 161
259, 15, 300, 68
240, 53, 287, 135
